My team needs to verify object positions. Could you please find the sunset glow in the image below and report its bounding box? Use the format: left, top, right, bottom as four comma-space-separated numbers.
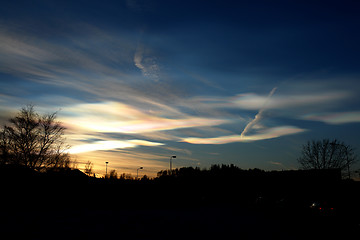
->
68, 140, 164, 154
1, 0, 360, 177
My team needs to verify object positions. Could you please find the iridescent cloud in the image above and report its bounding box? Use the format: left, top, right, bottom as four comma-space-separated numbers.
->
134, 43, 160, 81
240, 87, 277, 137
303, 111, 360, 124
68, 139, 164, 154
181, 90, 350, 112
61, 101, 229, 134
182, 126, 306, 144
232, 91, 349, 110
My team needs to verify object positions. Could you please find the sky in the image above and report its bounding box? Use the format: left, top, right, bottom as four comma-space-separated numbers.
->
1, 0, 360, 177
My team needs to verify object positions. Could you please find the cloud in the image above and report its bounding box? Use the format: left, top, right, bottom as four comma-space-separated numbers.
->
303, 111, 360, 124
159, 146, 193, 156
175, 86, 353, 126
134, 43, 160, 81
193, 90, 349, 112
269, 161, 284, 166
0, 24, 183, 115
60, 101, 229, 135
0, 23, 138, 91
68, 139, 164, 154
134, 44, 146, 72
179, 87, 307, 146
240, 87, 277, 137
182, 126, 306, 144
268, 161, 290, 170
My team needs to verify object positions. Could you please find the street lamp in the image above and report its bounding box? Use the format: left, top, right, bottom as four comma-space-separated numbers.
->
137, 167, 143, 179
170, 155, 176, 174
105, 161, 109, 178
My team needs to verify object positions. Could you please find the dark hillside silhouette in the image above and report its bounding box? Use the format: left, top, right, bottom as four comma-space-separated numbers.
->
1, 163, 359, 239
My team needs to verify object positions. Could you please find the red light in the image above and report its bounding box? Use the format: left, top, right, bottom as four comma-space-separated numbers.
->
319, 207, 322, 210
330, 208, 334, 210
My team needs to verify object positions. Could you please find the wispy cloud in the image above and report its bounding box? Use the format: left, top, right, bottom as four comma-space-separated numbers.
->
268, 161, 287, 169
68, 139, 164, 154
60, 101, 231, 159
0, 24, 181, 114
0, 23, 138, 93
182, 126, 306, 144
303, 111, 360, 124
179, 87, 308, 145
181, 89, 351, 113
1, 20, 358, 177
61, 101, 229, 135
134, 43, 160, 81
240, 87, 277, 137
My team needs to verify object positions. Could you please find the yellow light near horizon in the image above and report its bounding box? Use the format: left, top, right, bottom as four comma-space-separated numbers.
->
63, 116, 227, 134
68, 141, 135, 154
68, 140, 164, 154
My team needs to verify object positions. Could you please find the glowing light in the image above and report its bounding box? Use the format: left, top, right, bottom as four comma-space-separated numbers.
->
69, 140, 164, 154
61, 101, 229, 134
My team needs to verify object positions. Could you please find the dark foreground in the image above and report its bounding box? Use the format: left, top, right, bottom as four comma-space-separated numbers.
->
1, 167, 359, 239
2, 204, 359, 239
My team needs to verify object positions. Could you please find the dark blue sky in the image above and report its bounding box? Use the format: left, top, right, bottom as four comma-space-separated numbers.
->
1, 0, 360, 176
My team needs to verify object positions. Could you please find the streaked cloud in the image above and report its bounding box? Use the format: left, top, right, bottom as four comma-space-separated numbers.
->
1, 13, 359, 177
69, 139, 164, 154
269, 161, 285, 167
0, 23, 137, 92
181, 89, 351, 113
240, 87, 277, 137
182, 126, 306, 144
61, 101, 229, 134
268, 161, 296, 170
303, 111, 360, 125
232, 91, 349, 110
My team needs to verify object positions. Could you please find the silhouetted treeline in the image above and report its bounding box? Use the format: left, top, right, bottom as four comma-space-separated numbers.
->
154, 165, 344, 210
1, 163, 358, 215
1, 163, 360, 239
157, 164, 341, 184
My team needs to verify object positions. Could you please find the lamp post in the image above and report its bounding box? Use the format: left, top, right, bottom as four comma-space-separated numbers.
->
137, 167, 143, 179
170, 155, 176, 174
105, 161, 109, 178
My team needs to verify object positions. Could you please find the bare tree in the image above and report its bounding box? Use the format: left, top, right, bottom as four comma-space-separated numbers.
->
0, 105, 70, 170
84, 161, 93, 176
109, 169, 118, 179
298, 139, 357, 175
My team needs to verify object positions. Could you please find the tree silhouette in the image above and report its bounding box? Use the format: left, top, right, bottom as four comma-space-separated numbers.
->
84, 161, 93, 176
109, 169, 118, 179
0, 105, 70, 170
298, 139, 357, 174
